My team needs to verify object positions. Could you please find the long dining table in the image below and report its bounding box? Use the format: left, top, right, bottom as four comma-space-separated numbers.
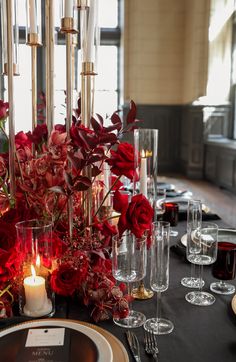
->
1, 218, 236, 362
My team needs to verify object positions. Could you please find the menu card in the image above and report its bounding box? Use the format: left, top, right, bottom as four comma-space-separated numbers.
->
16, 327, 70, 362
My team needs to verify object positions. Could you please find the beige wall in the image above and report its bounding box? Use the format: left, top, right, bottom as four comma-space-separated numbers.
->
123, 0, 210, 105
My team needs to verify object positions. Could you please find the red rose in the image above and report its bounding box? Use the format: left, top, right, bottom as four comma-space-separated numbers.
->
54, 124, 66, 133
0, 100, 9, 120
106, 143, 137, 181
119, 194, 154, 238
51, 263, 78, 296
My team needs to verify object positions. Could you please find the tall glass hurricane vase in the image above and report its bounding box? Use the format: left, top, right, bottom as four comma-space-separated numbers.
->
134, 128, 158, 210
144, 221, 174, 334
112, 232, 147, 328
15, 219, 55, 318
132, 129, 158, 300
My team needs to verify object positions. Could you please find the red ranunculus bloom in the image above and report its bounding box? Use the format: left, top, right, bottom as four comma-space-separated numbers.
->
119, 194, 154, 238
15, 131, 32, 150
51, 263, 78, 296
106, 143, 137, 181
27, 123, 48, 146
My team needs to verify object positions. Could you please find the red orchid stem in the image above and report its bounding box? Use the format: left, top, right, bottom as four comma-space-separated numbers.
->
94, 175, 121, 217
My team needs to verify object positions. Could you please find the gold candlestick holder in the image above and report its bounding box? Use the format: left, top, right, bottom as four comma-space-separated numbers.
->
3, 62, 19, 76
81, 62, 97, 228
76, 0, 90, 9
132, 281, 154, 300
60, 17, 78, 34
45, 0, 55, 134
27, 34, 42, 132
59, 19, 76, 241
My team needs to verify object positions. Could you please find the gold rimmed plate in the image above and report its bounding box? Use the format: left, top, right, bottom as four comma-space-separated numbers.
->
181, 229, 236, 247
231, 294, 236, 314
0, 318, 129, 362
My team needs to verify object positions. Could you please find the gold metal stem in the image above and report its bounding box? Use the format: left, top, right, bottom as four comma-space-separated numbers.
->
6, 0, 16, 200
66, 32, 73, 241
31, 45, 37, 131
45, 0, 54, 134
81, 62, 96, 227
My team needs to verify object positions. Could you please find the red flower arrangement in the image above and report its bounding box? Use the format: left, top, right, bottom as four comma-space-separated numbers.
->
0, 98, 153, 321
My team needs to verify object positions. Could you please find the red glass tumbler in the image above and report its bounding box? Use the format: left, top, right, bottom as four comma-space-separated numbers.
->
163, 202, 179, 226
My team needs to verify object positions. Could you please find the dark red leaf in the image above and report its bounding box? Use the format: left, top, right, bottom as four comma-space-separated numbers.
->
111, 112, 122, 125
91, 166, 101, 177
91, 116, 103, 133
73, 176, 91, 191
126, 100, 137, 124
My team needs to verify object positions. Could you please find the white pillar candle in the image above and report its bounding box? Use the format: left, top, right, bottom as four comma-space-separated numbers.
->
23, 266, 52, 317
86, 0, 96, 61
140, 151, 147, 198
29, 0, 37, 33
64, 0, 73, 18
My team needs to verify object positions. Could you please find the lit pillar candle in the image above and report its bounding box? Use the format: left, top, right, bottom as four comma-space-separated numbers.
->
29, 0, 37, 33
64, 0, 73, 17
23, 265, 52, 317
140, 150, 147, 198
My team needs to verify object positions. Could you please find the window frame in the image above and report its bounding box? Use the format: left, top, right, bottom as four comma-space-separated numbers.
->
0, 1, 122, 120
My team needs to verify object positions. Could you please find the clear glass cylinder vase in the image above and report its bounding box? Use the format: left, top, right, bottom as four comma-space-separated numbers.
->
15, 219, 55, 318
134, 128, 158, 208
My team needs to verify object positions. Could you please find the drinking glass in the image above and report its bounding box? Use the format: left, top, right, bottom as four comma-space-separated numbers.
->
15, 219, 55, 317
155, 188, 166, 221
112, 232, 147, 328
185, 222, 218, 306
210, 240, 236, 295
144, 221, 174, 334
181, 199, 204, 289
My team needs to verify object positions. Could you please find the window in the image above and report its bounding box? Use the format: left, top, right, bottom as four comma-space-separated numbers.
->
2, 0, 121, 132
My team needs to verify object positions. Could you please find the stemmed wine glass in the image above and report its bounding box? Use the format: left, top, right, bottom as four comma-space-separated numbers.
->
181, 199, 204, 289
112, 232, 147, 328
210, 240, 236, 295
144, 221, 174, 334
185, 222, 218, 306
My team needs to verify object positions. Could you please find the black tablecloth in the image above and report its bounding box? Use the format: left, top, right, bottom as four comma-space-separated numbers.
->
1, 219, 236, 362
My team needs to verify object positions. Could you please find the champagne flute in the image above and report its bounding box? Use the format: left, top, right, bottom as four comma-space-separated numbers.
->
144, 221, 174, 334
112, 232, 147, 328
185, 222, 218, 306
181, 199, 204, 289
210, 240, 236, 295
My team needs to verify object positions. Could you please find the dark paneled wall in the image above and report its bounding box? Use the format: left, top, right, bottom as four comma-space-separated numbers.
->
123, 103, 232, 181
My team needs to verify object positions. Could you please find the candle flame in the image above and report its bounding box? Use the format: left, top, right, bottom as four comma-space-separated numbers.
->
141, 149, 146, 158
36, 255, 40, 268
31, 265, 36, 281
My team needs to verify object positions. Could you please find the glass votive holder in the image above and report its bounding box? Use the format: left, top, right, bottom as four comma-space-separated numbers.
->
163, 202, 179, 226
15, 219, 55, 318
